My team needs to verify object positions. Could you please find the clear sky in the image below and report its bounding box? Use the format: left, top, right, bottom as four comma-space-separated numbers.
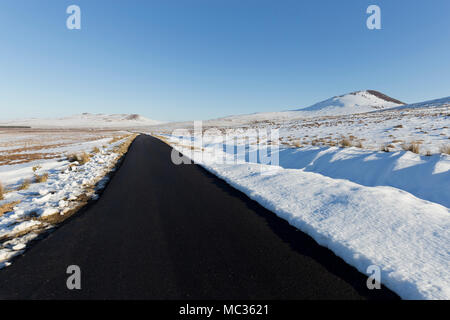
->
0, 0, 449, 122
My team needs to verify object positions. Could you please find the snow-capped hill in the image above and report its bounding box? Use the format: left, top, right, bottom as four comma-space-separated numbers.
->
296, 90, 404, 113
0, 113, 162, 128
197, 90, 405, 127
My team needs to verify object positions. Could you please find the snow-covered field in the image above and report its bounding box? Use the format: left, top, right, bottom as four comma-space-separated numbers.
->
149, 92, 450, 300
0, 92, 449, 299
0, 113, 162, 129
0, 129, 136, 268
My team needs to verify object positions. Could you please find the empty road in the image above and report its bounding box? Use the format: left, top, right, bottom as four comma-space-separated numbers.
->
0, 135, 398, 299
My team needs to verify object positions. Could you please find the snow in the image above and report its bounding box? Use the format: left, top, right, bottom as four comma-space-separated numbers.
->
0, 135, 131, 268
176, 90, 405, 126
1, 90, 448, 299
388, 96, 450, 111
0, 113, 162, 129
277, 147, 450, 208
296, 90, 402, 113
164, 135, 450, 300
149, 94, 449, 300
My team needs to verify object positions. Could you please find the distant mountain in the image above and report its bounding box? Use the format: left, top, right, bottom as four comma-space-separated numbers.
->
0, 113, 162, 128
295, 90, 404, 113
197, 90, 406, 127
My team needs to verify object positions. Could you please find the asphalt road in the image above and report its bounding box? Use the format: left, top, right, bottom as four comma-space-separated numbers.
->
0, 135, 398, 299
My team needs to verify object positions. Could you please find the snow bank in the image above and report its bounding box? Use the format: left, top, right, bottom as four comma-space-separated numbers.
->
0, 136, 131, 268
168, 138, 450, 300
191, 137, 450, 208
279, 146, 450, 208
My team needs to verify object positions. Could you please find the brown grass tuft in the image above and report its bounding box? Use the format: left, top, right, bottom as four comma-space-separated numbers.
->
110, 135, 127, 144
0, 201, 20, 217
92, 146, 100, 154
0, 182, 4, 200
18, 179, 31, 191
440, 145, 450, 155
79, 152, 90, 165
402, 142, 420, 154
340, 139, 352, 148
67, 152, 91, 165
34, 172, 49, 183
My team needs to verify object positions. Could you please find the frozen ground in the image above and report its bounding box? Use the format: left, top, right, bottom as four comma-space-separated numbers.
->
149, 93, 450, 300
0, 92, 448, 299
152, 95, 450, 156
0, 113, 162, 129
0, 130, 135, 269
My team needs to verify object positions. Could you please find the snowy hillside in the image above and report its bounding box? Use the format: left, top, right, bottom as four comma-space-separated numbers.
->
194, 90, 405, 127
387, 96, 450, 111
0, 113, 162, 129
297, 90, 404, 113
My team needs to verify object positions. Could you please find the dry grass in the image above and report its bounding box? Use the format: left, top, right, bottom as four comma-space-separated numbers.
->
113, 134, 138, 155
340, 139, 352, 148
0, 152, 60, 166
354, 141, 363, 148
402, 142, 420, 154
110, 135, 127, 144
34, 172, 49, 183
0, 201, 20, 217
0, 181, 4, 200
92, 146, 100, 154
79, 152, 91, 165
66, 153, 78, 163
32, 165, 42, 172
18, 179, 31, 191
67, 152, 91, 165
0, 130, 118, 166
440, 145, 450, 155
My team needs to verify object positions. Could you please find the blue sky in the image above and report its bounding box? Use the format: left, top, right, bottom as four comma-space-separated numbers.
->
0, 0, 449, 121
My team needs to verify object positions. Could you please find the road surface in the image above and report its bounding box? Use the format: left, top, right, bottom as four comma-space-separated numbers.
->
0, 135, 398, 299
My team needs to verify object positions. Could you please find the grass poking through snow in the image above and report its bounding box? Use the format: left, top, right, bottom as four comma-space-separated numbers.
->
18, 179, 31, 191
34, 173, 49, 183
402, 142, 421, 154
67, 152, 91, 165
440, 145, 450, 155
0, 201, 20, 217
